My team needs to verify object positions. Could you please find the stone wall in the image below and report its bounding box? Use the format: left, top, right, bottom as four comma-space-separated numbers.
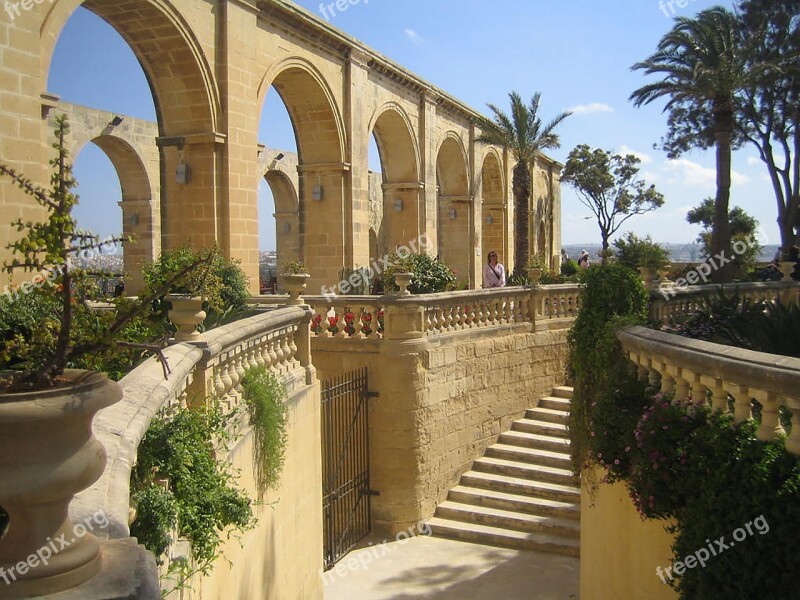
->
311, 322, 571, 534
580, 467, 676, 600
194, 379, 324, 599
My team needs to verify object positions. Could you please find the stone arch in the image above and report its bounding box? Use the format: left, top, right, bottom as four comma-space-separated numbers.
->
264, 170, 300, 272
480, 150, 505, 265
257, 58, 346, 165
368, 103, 422, 254
436, 134, 471, 282
74, 135, 158, 294
42, 1, 219, 135
41, 1, 223, 255
257, 57, 347, 286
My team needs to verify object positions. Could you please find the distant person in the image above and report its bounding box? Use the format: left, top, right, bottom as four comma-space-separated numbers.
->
578, 250, 590, 269
561, 248, 570, 265
483, 251, 506, 288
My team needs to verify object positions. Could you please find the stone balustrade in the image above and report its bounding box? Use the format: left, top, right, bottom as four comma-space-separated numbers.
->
66, 306, 315, 597
306, 296, 385, 339
535, 284, 582, 320
650, 280, 800, 323
618, 325, 800, 455
267, 284, 583, 342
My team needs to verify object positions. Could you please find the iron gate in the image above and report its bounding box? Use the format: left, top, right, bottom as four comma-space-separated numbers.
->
321, 367, 374, 570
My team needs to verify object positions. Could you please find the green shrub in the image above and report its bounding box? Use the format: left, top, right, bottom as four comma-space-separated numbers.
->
131, 400, 254, 567
668, 290, 800, 358
382, 252, 456, 294
613, 232, 670, 270
241, 367, 289, 499
130, 485, 178, 559
561, 259, 579, 277
567, 264, 648, 475
144, 246, 251, 332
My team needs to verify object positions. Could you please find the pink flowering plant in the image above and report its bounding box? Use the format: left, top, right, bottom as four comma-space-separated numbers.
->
625, 396, 708, 519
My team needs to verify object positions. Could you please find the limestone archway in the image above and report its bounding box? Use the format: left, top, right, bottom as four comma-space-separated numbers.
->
44, 102, 161, 294
257, 60, 347, 288
480, 151, 505, 267
264, 170, 300, 272
436, 135, 470, 282
369, 105, 422, 256
537, 220, 547, 264
42, 1, 222, 254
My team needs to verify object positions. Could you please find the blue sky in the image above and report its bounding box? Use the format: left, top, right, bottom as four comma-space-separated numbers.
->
49, 0, 777, 251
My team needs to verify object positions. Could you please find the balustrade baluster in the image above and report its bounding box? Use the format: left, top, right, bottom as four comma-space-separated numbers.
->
730, 384, 752, 423
785, 398, 800, 455
755, 391, 785, 442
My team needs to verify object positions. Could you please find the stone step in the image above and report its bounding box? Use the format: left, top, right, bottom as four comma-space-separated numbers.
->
448, 485, 580, 521
552, 386, 574, 400
484, 443, 573, 470
435, 501, 580, 539
526, 406, 570, 424
512, 418, 569, 438
538, 395, 572, 411
499, 430, 571, 454
427, 517, 580, 557
473, 456, 578, 486
460, 470, 580, 504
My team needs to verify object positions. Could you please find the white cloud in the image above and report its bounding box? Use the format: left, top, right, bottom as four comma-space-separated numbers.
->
566, 102, 614, 116
619, 144, 653, 164
404, 29, 423, 44
663, 158, 750, 187
746, 156, 763, 167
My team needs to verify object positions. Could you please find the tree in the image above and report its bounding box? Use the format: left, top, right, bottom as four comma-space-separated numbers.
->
475, 92, 571, 278
687, 197, 762, 278
737, 0, 800, 260
630, 7, 747, 282
561, 145, 665, 259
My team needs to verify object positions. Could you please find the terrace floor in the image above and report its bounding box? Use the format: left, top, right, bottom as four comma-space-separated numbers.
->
323, 533, 579, 600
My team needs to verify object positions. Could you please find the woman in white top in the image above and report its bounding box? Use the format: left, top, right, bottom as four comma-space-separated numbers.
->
483, 251, 506, 287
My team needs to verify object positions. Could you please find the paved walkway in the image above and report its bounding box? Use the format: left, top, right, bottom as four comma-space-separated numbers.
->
323, 534, 579, 600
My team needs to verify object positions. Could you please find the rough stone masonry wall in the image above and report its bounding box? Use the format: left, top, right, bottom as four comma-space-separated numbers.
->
311, 324, 571, 535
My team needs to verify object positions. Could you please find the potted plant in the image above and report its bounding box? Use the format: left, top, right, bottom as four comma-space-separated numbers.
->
0, 116, 207, 596
279, 259, 310, 305
528, 254, 546, 285
143, 246, 223, 342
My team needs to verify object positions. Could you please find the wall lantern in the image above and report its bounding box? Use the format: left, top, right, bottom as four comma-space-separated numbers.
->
313, 185, 324, 201
176, 162, 191, 185
130, 213, 139, 226
393, 198, 403, 212
485, 215, 493, 225
449, 208, 457, 220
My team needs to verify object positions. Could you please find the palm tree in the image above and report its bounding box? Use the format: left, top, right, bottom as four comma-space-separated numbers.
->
630, 7, 745, 283
475, 92, 571, 279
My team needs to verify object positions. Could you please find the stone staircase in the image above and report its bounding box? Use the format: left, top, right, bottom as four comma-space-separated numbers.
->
428, 386, 580, 556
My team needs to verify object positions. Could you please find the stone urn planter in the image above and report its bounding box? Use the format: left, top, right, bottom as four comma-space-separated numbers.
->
394, 272, 414, 296
0, 370, 122, 598
528, 268, 543, 286
279, 273, 310, 305
167, 294, 206, 342
639, 266, 658, 289
780, 261, 796, 281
